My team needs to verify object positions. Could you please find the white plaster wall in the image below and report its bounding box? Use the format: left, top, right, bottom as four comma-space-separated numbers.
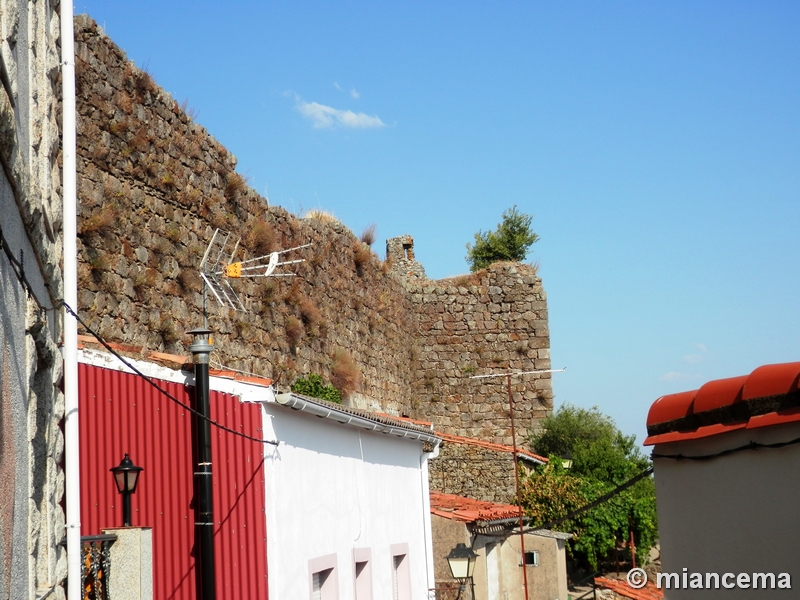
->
653, 420, 800, 599
474, 533, 565, 600
262, 403, 434, 600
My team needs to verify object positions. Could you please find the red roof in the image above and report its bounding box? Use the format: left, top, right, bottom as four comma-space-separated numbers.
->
78, 334, 274, 386
430, 491, 522, 523
437, 432, 548, 463
645, 361, 800, 445
375, 414, 548, 463
595, 576, 663, 600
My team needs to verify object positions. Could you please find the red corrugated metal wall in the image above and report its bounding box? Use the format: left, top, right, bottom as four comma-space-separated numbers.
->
79, 363, 268, 599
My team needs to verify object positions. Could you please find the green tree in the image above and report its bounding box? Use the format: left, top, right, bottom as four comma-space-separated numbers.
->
291, 373, 342, 403
520, 405, 657, 570
466, 205, 539, 272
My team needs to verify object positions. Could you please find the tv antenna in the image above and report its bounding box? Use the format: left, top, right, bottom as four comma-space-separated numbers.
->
468, 365, 565, 600
199, 228, 311, 312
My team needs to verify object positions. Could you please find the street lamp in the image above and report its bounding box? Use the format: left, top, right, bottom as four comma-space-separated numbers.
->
110, 453, 143, 526
560, 451, 573, 470
446, 543, 477, 599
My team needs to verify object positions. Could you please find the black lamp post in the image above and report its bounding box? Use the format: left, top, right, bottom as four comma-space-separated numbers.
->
110, 453, 143, 526
446, 543, 478, 599
189, 327, 216, 600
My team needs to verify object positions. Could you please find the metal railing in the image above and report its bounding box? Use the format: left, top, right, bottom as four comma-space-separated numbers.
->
81, 534, 117, 600
568, 571, 601, 600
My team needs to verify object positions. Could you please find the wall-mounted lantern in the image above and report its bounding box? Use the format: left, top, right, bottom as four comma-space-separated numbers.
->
446, 543, 477, 598
560, 451, 573, 470
110, 453, 143, 526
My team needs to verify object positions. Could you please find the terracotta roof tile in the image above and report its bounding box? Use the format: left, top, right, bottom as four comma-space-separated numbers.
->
77, 334, 274, 386
430, 491, 522, 523
645, 361, 800, 444
594, 576, 663, 600
374, 416, 548, 463
437, 432, 548, 463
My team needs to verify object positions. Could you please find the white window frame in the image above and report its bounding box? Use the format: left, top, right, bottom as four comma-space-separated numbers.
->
520, 550, 539, 567
309, 553, 339, 600
390, 543, 411, 600
353, 547, 373, 600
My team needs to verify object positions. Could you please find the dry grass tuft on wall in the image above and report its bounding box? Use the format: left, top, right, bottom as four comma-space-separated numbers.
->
303, 209, 339, 224
353, 243, 372, 277
285, 316, 303, 349
299, 298, 325, 335
360, 223, 377, 246
244, 217, 276, 256
81, 203, 118, 235
225, 172, 248, 201
331, 348, 360, 398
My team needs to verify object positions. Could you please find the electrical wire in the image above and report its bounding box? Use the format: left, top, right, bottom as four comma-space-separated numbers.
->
0, 223, 56, 313
3, 227, 280, 446
61, 301, 279, 446
525, 467, 654, 534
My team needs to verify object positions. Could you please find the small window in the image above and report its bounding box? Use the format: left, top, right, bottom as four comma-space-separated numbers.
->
312, 569, 333, 600
391, 543, 411, 600
521, 551, 539, 567
309, 554, 338, 600
355, 561, 372, 600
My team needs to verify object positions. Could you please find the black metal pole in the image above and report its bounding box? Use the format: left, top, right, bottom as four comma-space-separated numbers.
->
122, 492, 131, 527
189, 328, 215, 600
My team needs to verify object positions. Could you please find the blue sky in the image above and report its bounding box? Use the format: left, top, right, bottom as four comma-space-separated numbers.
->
78, 1, 800, 446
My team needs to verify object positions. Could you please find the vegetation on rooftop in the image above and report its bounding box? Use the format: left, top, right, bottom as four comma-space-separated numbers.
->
291, 373, 342, 404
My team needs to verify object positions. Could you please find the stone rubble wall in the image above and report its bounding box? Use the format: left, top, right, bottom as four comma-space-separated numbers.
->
429, 441, 520, 504
409, 264, 553, 445
0, 1, 67, 598
72, 15, 552, 445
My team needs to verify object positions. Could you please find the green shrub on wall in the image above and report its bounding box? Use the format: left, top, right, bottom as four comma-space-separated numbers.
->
291, 374, 342, 404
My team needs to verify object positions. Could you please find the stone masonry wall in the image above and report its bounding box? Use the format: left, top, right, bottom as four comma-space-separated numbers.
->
73, 16, 552, 444
0, 1, 67, 598
430, 441, 520, 504
73, 16, 416, 415
409, 264, 553, 445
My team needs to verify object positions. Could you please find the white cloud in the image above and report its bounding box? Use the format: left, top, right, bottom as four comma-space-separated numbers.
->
660, 371, 702, 383
296, 99, 384, 129
334, 82, 360, 100
683, 343, 708, 364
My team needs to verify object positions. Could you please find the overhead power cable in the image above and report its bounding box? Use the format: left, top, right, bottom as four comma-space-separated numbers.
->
526, 466, 654, 534
61, 301, 279, 446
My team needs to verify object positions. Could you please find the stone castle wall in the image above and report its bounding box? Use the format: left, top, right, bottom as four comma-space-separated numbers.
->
430, 441, 520, 503
73, 16, 552, 444
407, 264, 553, 444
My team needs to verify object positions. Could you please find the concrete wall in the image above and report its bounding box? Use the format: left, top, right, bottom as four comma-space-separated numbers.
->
0, 0, 66, 598
72, 15, 552, 447
101, 527, 153, 600
473, 533, 567, 600
652, 421, 800, 599
430, 519, 568, 600
262, 401, 436, 600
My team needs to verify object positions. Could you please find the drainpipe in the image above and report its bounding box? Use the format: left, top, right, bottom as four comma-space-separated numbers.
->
60, 2, 81, 599
189, 328, 216, 600
507, 372, 530, 600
